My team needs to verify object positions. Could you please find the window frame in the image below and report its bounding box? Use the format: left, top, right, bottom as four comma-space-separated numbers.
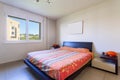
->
5, 15, 42, 43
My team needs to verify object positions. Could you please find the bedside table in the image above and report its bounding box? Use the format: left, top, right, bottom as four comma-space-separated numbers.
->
100, 55, 118, 74
50, 46, 60, 50
92, 55, 118, 75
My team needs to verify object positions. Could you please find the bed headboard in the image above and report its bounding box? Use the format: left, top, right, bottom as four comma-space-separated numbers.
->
63, 41, 92, 52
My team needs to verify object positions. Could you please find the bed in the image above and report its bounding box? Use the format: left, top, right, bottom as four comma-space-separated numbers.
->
24, 41, 93, 80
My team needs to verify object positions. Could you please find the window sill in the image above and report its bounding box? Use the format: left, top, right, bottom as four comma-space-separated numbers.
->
4, 40, 42, 44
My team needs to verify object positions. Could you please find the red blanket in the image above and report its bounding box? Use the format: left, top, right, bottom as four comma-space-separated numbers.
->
27, 49, 92, 80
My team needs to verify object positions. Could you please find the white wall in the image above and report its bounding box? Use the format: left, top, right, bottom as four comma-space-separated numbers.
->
46, 18, 56, 49
56, 0, 120, 66
0, 2, 56, 64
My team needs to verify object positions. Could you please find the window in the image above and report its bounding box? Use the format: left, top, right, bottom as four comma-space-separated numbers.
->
11, 32, 14, 35
11, 26, 14, 30
28, 20, 41, 40
7, 15, 41, 42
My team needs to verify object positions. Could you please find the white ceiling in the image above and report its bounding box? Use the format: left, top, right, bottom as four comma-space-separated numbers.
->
0, 0, 105, 20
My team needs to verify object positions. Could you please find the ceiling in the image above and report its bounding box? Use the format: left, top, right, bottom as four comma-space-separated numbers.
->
0, 0, 105, 20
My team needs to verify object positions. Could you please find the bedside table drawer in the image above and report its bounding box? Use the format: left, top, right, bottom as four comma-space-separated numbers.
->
92, 58, 115, 73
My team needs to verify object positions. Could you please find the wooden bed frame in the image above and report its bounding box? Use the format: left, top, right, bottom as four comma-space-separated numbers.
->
24, 41, 92, 80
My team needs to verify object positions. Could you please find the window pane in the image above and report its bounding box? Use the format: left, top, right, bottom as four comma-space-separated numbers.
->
28, 20, 41, 40
7, 16, 26, 40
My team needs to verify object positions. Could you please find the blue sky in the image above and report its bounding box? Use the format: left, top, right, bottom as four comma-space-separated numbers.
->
10, 17, 40, 35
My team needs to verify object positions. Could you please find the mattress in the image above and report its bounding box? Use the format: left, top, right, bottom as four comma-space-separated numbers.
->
27, 48, 92, 80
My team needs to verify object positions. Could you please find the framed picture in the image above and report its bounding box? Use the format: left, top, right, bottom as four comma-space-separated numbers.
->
68, 21, 83, 34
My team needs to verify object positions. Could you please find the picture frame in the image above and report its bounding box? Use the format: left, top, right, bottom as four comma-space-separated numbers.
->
68, 21, 83, 34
